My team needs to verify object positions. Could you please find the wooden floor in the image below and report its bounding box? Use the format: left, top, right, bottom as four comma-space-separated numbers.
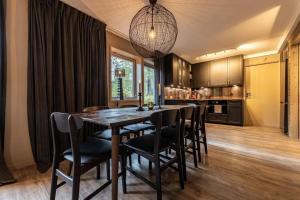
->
2, 124, 300, 200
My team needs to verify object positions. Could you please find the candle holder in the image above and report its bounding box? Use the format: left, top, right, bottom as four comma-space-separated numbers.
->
137, 92, 145, 111
158, 95, 162, 109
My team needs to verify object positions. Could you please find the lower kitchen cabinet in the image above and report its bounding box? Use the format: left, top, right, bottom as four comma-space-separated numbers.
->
227, 100, 243, 125
165, 99, 243, 126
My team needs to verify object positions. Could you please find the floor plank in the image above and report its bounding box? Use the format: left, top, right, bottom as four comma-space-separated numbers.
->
1, 124, 300, 200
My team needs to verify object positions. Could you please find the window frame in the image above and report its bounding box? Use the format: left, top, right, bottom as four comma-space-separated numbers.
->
110, 52, 138, 101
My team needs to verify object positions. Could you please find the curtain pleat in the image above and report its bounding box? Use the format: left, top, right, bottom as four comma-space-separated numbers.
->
28, 0, 107, 172
0, 0, 15, 185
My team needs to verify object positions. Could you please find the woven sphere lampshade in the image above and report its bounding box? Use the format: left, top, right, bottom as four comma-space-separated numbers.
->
129, 0, 178, 58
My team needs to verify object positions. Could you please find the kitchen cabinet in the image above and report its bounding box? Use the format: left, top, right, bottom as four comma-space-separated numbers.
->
210, 58, 228, 87
164, 54, 178, 86
165, 99, 244, 126
227, 100, 243, 125
164, 53, 191, 87
228, 56, 243, 86
191, 55, 243, 88
192, 62, 210, 88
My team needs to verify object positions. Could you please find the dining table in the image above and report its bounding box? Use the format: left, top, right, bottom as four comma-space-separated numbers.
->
79, 104, 189, 200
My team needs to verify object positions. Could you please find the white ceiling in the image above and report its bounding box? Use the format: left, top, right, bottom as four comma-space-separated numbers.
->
61, 0, 300, 63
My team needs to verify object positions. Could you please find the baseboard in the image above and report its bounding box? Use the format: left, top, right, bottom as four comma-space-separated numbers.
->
7, 159, 35, 170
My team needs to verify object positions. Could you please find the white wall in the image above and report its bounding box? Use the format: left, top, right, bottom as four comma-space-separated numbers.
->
5, 0, 34, 169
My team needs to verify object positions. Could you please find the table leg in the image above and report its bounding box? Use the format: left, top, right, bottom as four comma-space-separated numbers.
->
111, 127, 120, 200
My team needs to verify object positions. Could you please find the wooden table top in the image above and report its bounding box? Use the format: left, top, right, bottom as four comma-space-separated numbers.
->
79, 105, 190, 128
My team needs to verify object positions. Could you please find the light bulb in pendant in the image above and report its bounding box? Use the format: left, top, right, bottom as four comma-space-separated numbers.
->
149, 26, 156, 39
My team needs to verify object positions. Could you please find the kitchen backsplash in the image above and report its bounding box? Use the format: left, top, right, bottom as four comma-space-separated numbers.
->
164, 86, 243, 100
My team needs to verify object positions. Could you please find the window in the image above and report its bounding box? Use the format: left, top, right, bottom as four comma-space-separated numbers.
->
144, 65, 156, 103
111, 55, 136, 99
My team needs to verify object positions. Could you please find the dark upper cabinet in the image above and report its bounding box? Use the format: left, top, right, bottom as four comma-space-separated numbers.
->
191, 55, 243, 88
228, 56, 243, 86
164, 54, 178, 86
210, 58, 228, 87
164, 53, 191, 87
192, 62, 210, 88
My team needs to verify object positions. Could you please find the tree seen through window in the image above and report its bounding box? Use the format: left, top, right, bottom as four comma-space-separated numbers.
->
111, 55, 135, 99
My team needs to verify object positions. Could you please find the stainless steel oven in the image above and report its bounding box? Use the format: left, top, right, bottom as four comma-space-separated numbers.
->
207, 100, 228, 114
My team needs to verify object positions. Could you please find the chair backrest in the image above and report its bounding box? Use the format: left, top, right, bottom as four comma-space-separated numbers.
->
150, 109, 180, 155
195, 105, 206, 132
50, 112, 83, 164
180, 106, 195, 133
82, 106, 109, 113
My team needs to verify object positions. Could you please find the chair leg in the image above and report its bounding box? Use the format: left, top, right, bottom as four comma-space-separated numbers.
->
72, 169, 80, 200
155, 158, 162, 200
96, 165, 101, 179
137, 132, 141, 164
195, 132, 202, 162
129, 154, 132, 166
181, 135, 187, 181
191, 135, 198, 168
203, 134, 208, 154
106, 159, 111, 181
121, 153, 127, 193
50, 166, 58, 200
149, 161, 152, 170
175, 145, 184, 190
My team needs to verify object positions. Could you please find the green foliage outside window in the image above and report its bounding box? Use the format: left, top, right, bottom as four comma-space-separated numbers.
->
111, 56, 135, 99
144, 66, 155, 103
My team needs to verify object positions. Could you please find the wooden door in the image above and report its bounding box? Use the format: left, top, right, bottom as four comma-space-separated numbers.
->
210, 58, 228, 87
228, 56, 243, 86
245, 62, 280, 127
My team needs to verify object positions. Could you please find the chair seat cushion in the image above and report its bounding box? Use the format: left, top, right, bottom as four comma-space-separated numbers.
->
161, 127, 177, 141
63, 137, 111, 164
124, 134, 171, 155
93, 128, 131, 140
124, 123, 155, 132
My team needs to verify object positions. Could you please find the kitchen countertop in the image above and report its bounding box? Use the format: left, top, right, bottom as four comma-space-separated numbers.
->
165, 98, 244, 101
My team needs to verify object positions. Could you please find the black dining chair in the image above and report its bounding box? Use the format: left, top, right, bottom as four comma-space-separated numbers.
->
181, 106, 198, 168
82, 106, 111, 179
49, 112, 125, 200
82, 106, 132, 169
121, 104, 155, 137
194, 105, 208, 161
121, 109, 184, 200
120, 104, 156, 164
161, 105, 196, 181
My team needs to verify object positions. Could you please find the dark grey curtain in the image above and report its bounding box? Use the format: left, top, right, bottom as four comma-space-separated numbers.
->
28, 0, 107, 172
0, 0, 15, 185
